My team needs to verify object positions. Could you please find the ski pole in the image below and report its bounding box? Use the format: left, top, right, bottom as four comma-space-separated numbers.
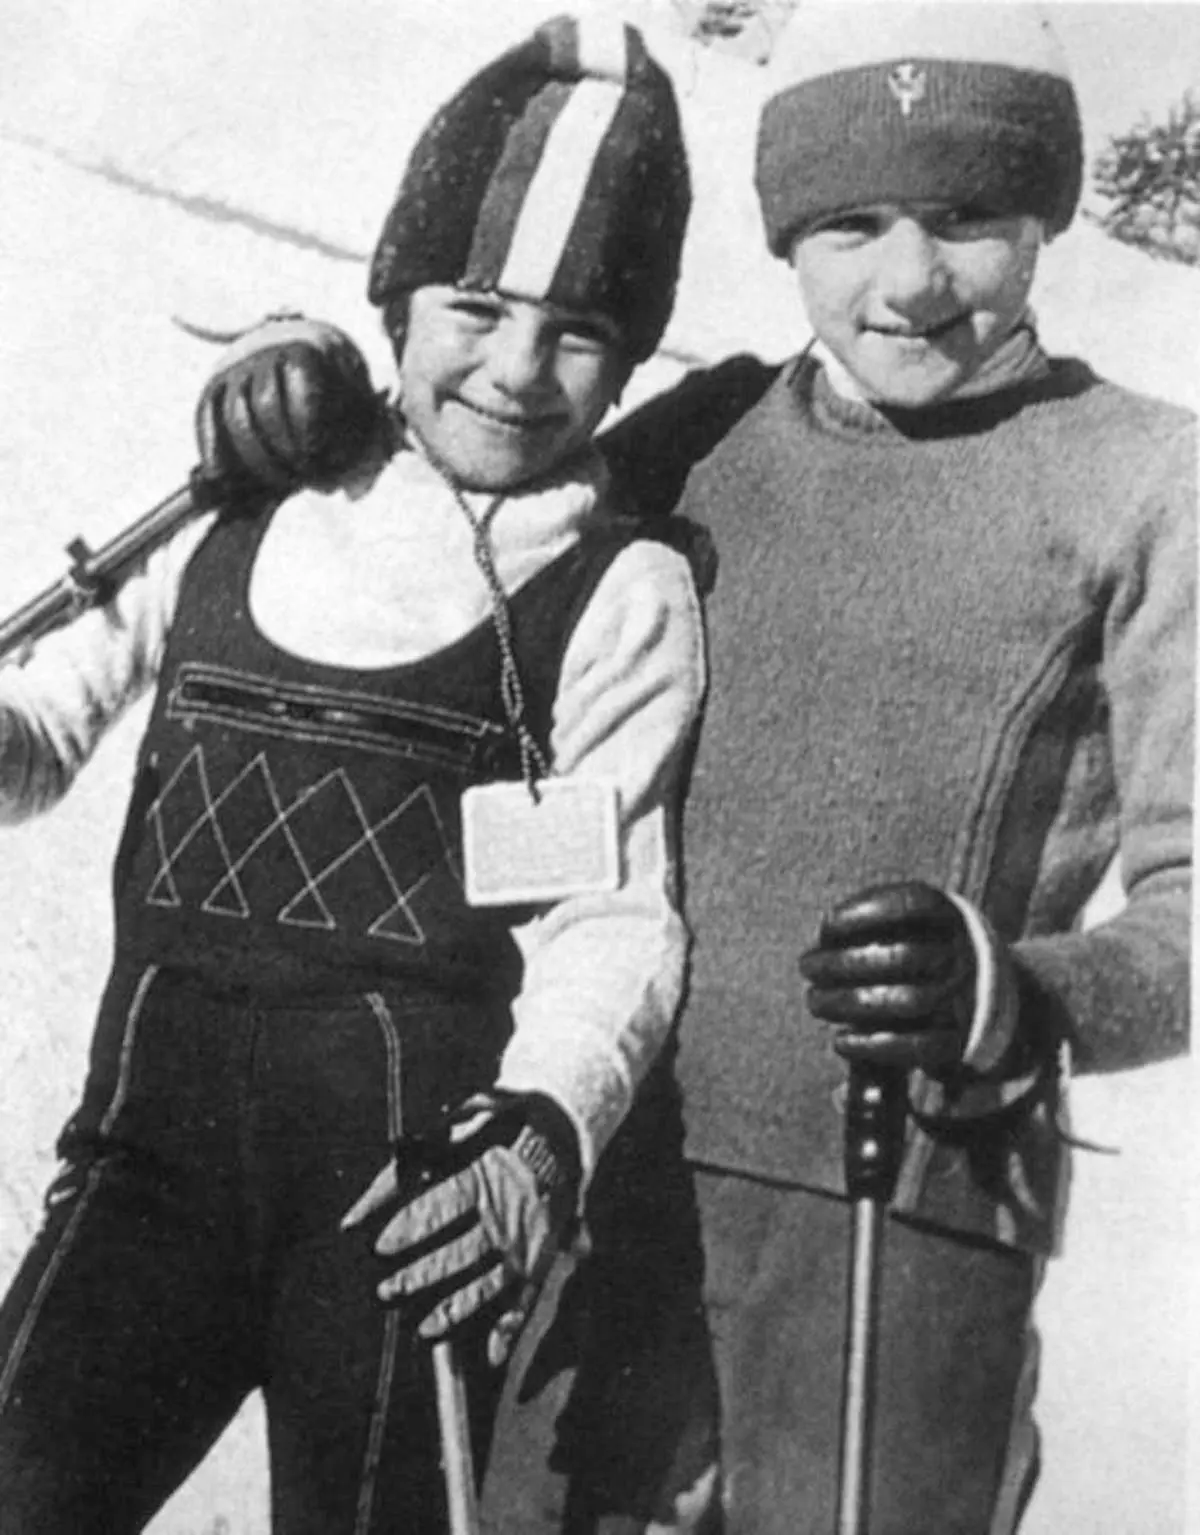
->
0, 477, 217, 663
836, 1062, 908, 1535
433, 1339, 481, 1535
0, 355, 369, 663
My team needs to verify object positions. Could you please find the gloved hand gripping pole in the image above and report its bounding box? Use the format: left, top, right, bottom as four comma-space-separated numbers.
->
836, 1063, 908, 1535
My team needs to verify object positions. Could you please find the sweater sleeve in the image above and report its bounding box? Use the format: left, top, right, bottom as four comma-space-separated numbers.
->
1013, 420, 1194, 1073
0, 515, 215, 821
600, 354, 777, 522
495, 538, 705, 1185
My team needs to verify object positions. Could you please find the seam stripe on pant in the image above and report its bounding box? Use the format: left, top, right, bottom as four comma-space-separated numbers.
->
0, 964, 159, 1414
353, 991, 406, 1535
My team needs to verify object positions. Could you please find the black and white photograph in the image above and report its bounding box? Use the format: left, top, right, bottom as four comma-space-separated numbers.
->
0, 3, 1195, 1531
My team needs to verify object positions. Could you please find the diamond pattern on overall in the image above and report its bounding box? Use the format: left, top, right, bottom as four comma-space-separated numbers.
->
144, 746, 458, 946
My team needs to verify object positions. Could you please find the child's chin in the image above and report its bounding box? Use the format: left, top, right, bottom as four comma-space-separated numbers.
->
444, 438, 586, 494
446, 454, 548, 493
863, 362, 970, 410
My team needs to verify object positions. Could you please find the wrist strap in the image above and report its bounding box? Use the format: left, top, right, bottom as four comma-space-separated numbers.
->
512, 1093, 581, 1206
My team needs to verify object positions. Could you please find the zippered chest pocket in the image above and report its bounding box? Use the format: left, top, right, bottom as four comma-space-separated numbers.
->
167, 663, 516, 778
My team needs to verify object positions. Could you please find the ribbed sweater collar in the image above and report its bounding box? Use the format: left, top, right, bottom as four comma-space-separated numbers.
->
805, 324, 1054, 442
799, 346, 1064, 445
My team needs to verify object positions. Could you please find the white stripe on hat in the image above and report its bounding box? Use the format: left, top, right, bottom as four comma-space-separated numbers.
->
497, 18, 629, 304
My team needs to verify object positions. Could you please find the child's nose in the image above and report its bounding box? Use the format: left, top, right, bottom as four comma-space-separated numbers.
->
876, 218, 950, 310
488, 319, 552, 395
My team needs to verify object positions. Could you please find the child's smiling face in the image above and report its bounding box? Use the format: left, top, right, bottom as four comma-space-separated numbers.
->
790, 203, 1043, 408
397, 286, 629, 491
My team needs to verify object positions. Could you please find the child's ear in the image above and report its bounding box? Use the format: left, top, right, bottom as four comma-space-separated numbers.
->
381, 293, 411, 372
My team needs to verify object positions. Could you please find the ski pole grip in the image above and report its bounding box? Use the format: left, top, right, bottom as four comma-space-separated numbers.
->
843, 1064, 908, 1205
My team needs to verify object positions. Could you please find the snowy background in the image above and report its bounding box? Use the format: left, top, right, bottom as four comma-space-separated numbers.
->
0, 2, 1196, 1531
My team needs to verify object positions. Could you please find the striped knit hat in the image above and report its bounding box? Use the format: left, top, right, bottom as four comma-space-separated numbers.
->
368, 13, 691, 363
756, 2, 1083, 256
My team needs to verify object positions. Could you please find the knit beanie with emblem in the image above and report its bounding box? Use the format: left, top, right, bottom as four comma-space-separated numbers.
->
756, 1, 1083, 257
368, 12, 691, 364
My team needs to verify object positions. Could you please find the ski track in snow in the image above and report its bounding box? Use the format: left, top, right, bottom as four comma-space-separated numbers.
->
0, 10, 1197, 1528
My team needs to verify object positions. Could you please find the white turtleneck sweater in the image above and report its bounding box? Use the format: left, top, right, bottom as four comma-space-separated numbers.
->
0, 446, 706, 1184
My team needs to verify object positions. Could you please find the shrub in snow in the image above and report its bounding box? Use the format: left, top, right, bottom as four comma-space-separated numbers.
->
1094, 92, 1200, 266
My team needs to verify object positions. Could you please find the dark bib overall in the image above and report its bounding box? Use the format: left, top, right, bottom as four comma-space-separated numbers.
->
0, 506, 629, 1534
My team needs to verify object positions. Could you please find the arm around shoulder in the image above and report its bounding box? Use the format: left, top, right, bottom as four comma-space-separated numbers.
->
600, 354, 777, 523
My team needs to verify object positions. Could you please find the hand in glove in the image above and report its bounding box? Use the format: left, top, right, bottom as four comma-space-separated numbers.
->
341, 1091, 580, 1366
194, 314, 386, 499
799, 881, 1021, 1077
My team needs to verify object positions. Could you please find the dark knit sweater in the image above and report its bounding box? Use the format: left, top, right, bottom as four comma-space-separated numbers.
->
605, 353, 1194, 1252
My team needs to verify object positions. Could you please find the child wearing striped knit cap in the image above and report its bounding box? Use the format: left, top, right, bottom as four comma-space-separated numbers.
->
0, 15, 703, 1532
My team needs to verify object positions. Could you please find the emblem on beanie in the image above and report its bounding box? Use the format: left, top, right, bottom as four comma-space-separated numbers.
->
887, 63, 927, 118
755, 7, 1085, 254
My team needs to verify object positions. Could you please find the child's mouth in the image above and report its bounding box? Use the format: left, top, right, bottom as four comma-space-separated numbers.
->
871, 313, 970, 343
458, 399, 561, 434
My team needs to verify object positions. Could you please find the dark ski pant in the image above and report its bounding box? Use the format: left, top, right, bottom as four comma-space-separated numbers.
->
485, 1167, 1041, 1535
0, 965, 507, 1534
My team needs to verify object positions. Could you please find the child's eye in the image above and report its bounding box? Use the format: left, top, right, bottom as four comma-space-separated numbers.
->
448, 294, 504, 328
934, 206, 1002, 239
807, 213, 882, 244
555, 319, 616, 355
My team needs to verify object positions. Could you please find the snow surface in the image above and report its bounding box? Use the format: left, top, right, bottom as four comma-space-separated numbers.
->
0, 4, 1196, 1531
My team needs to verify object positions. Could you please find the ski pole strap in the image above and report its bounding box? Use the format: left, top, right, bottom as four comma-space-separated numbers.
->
391, 1090, 580, 1207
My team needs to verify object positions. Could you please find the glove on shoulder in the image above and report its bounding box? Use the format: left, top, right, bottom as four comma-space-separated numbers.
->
193, 314, 386, 500
341, 1090, 580, 1365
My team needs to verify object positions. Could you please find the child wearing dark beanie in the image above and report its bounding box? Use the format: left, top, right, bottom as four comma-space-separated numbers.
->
572, 5, 1191, 1532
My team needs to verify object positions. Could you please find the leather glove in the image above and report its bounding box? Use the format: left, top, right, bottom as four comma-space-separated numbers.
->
341, 1091, 580, 1366
799, 880, 1021, 1078
194, 314, 385, 498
